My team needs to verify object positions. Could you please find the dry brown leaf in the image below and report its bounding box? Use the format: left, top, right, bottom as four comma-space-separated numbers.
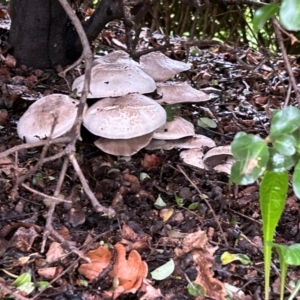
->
111, 243, 148, 299
37, 266, 63, 280
78, 246, 112, 282
175, 231, 226, 300
141, 153, 163, 170
12, 226, 39, 252
139, 278, 163, 300
46, 242, 67, 263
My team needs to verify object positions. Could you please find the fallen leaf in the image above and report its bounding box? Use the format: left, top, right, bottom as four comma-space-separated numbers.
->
37, 266, 63, 280
78, 246, 112, 282
111, 243, 148, 299
46, 242, 67, 263
141, 153, 163, 170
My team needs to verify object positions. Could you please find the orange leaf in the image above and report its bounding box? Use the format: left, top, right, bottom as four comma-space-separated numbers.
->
111, 243, 148, 297
78, 246, 112, 282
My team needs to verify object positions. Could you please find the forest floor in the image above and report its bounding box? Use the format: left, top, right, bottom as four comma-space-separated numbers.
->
1, 22, 300, 300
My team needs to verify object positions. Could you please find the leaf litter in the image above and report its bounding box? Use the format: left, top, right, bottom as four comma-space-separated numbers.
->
0, 20, 300, 300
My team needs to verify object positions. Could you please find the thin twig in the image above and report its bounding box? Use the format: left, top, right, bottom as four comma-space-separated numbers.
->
69, 153, 115, 216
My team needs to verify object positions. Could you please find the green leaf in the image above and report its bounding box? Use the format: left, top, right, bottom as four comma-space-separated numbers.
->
259, 171, 288, 300
165, 105, 175, 122
154, 194, 167, 208
188, 202, 198, 211
270, 106, 300, 139
274, 134, 296, 156
174, 192, 184, 207
280, 0, 300, 31
37, 281, 51, 291
292, 161, 300, 198
283, 244, 300, 266
151, 259, 175, 280
230, 132, 269, 185
267, 148, 297, 172
12, 273, 31, 287
253, 3, 279, 32
187, 282, 205, 297
197, 117, 217, 129
221, 251, 251, 265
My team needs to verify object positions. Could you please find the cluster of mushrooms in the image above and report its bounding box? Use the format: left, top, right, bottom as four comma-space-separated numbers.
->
17, 50, 233, 173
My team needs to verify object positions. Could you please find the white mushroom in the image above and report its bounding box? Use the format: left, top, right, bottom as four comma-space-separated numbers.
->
203, 145, 232, 167
180, 148, 206, 171
153, 117, 195, 140
95, 133, 153, 156
145, 134, 216, 151
83, 94, 166, 139
155, 82, 210, 105
93, 50, 139, 67
139, 52, 190, 82
72, 63, 156, 98
17, 94, 81, 143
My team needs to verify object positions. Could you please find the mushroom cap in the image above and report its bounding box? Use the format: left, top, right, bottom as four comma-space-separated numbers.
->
214, 157, 234, 174
203, 145, 232, 167
83, 93, 166, 139
180, 148, 206, 171
17, 94, 80, 143
145, 134, 216, 151
139, 52, 190, 82
153, 117, 195, 140
94, 133, 153, 156
93, 50, 139, 67
175, 134, 216, 149
156, 82, 210, 105
72, 63, 156, 98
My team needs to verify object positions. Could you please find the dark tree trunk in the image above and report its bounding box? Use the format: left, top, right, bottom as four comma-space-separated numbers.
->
9, 0, 125, 69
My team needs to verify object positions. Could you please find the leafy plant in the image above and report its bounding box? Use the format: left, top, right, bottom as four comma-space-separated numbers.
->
253, 0, 300, 32
230, 106, 300, 300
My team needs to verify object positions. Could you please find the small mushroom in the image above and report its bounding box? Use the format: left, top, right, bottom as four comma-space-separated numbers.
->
140, 52, 190, 82
145, 134, 216, 151
155, 82, 210, 105
203, 145, 232, 167
180, 148, 206, 172
72, 63, 156, 98
17, 94, 82, 143
153, 117, 195, 140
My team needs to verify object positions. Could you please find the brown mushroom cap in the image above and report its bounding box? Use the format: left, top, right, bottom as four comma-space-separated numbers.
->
72, 63, 156, 98
83, 93, 166, 139
17, 94, 81, 143
153, 117, 195, 140
155, 82, 210, 105
140, 52, 190, 82
94, 133, 153, 156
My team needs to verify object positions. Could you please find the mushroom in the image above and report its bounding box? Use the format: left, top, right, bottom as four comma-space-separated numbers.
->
94, 133, 153, 156
145, 134, 216, 151
72, 62, 156, 98
93, 50, 139, 67
84, 93, 166, 138
153, 117, 195, 140
17, 94, 82, 143
180, 148, 206, 172
155, 82, 210, 105
203, 145, 232, 167
83, 93, 166, 156
139, 52, 191, 82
